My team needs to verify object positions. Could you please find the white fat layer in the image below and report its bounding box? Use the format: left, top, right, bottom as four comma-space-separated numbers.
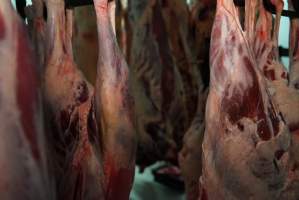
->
203, 1, 294, 199
211, 4, 274, 136
211, 7, 254, 95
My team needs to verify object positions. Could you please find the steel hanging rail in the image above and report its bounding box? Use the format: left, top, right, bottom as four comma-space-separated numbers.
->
233, 0, 299, 18
65, 0, 114, 8
65, 0, 93, 8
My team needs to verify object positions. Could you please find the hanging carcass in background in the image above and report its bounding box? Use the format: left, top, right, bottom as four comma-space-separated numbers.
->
128, 0, 188, 167
252, 0, 288, 83
161, 0, 204, 148
190, 0, 216, 87
200, 0, 295, 199
179, 87, 207, 200
128, 3, 213, 193
0, 0, 51, 199
178, 1, 216, 199
289, 0, 299, 89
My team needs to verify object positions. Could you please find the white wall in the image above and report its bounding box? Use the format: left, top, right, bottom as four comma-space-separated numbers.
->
11, 0, 16, 9
280, 0, 290, 68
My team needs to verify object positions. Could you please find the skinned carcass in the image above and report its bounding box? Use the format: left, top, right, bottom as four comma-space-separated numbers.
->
289, 0, 299, 88
179, 86, 208, 200
288, 0, 299, 184
161, 0, 201, 128
93, 0, 137, 199
190, 0, 216, 87
253, 1, 299, 196
42, 0, 136, 199
178, 1, 216, 199
73, 5, 98, 85
129, 0, 186, 167
0, 1, 50, 199
200, 0, 293, 199
25, 0, 47, 69
43, 0, 104, 199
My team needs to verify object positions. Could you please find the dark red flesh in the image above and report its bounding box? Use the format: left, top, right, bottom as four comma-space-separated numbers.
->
0, 12, 5, 40
221, 56, 279, 141
16, 23, 40, 160
152, 2, 175, 115
104, 155, 134, 200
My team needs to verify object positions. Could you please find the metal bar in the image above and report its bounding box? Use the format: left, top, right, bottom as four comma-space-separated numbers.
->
279, 46, 289, 57
65, 0, 93, 8
233, 0, 299, 18
65, 0, 113, 8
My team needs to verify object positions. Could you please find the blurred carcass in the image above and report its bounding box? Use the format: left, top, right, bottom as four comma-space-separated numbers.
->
0, 1, 50, 199
129, 0, 187, 167
178, 1, 216, 199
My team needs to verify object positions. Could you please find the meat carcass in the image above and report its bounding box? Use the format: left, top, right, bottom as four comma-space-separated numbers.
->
0, 1, 50, 199
151, 0, 187, 150
43, 0, 104, 199
161, 0, 202, 127
178, 2, 216, 199
289, 0, 299, 89
25, 0, 47, 69
253, 0, 287, 83
128, 0, 186, 167
190, 0, 216, 87
200, 0, 293, 199
253, 2, 299, 196
179, 86, 208, 200
288, 1, 299, 178
73, 5, 98, 84
93, 0, 137, 199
